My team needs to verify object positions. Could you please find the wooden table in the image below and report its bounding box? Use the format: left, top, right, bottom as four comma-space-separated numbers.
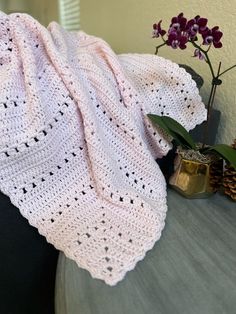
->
55, 189, 236, 314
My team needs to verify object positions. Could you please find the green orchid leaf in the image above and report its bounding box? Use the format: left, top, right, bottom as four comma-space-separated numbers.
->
147, 114, 183, 147
147, 114, 172, 135
205, 144, 236, 169
161, 116, 196, 150
147, 114, 196, 150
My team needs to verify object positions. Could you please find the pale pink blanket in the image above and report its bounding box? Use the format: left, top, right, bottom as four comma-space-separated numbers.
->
0, 12, 206, 285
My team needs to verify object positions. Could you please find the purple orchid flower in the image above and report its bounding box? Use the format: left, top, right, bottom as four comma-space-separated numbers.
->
193, 48, 206, 60
202, 26, 223, 48
166, 13, 189, 49
166, 31, 188, 49
186, 15, 208, 39
169, 12, 187, 33
152, 20, 166, 38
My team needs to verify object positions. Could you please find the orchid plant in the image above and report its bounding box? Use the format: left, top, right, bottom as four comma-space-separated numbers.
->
148, 13, 236, 169
152, 13, 236, 145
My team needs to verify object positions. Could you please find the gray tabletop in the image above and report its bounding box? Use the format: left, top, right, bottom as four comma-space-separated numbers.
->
55, 189, 236, 314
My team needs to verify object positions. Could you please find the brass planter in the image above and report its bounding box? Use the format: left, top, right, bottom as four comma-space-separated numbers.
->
169, 155, 223, 198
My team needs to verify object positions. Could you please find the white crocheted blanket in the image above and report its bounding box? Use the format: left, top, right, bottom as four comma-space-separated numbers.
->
0, 12, 207, 285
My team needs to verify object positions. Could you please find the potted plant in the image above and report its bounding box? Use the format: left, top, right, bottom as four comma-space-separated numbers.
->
148, 13, 236, 198
148, 114, 236, 198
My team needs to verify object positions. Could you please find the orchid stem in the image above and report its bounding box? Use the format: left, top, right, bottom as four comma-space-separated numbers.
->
155, 42, 166, 55
202, 62, 221, 147
202, 83, 215, 148
190, 41, 216, 79
218, 64, 236, 77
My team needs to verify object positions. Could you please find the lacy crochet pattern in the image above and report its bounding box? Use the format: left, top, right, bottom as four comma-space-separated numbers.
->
0, 11, 207, 285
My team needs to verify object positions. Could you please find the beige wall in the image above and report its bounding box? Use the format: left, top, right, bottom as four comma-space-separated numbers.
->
1, 0, 59, 26
0, 0, 6, 11
80, 0, 236, 144
26, 0, 59, 26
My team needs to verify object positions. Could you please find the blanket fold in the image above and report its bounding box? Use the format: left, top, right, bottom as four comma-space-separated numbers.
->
0, 11, 206, 285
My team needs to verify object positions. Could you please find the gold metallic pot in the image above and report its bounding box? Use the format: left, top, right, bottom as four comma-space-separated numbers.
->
169, 155, 223, 198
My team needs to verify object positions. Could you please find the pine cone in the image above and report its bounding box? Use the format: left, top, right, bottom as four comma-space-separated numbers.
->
209, 159, 223, 191
223, 139, 236, 201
